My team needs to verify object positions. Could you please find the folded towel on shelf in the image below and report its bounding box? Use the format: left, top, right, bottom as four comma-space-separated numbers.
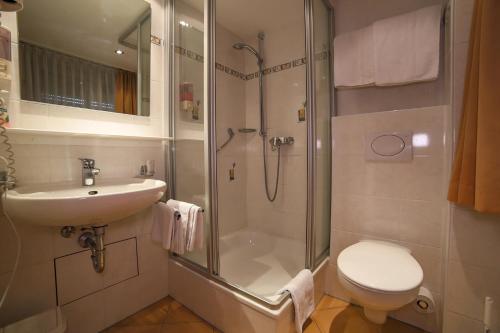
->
373, 5, 442, 86
166, 199, 204, 254
334, 25, 375, 87
151, 202, 178, 250
278, 269, 315, 333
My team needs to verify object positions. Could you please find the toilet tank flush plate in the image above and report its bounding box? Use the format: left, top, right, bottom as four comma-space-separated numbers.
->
365, 131, 413, 162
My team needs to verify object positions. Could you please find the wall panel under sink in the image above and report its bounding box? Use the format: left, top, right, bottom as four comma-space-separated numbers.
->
55, 237, 138, 305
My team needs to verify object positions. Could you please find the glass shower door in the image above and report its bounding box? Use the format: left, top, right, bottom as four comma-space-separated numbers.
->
169, 0, 208, 268
312, 0, 333, 265
214, 0, 308, 301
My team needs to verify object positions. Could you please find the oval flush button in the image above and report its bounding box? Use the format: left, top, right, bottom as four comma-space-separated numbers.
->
371, 134, 405, 156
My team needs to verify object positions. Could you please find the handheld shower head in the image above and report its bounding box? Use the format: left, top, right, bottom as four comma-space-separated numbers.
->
232, 42, 263, 64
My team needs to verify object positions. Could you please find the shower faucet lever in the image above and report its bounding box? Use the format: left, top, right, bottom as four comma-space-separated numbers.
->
269, 136, 294, 151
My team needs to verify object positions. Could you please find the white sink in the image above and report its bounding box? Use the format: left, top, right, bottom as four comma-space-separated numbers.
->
3, 178, 166, 227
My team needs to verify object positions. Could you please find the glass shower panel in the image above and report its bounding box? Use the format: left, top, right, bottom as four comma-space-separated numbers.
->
312, 0, 332, 263
215, 0, 307, 301
171, 0, 208, 268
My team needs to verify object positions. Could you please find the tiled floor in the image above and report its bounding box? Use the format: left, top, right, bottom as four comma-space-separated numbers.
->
104, 295, 427, 333
304, 296, 428, 333
102, 296, 219, 333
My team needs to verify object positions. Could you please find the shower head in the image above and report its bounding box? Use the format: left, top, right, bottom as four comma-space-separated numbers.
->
232, 42, 263, 64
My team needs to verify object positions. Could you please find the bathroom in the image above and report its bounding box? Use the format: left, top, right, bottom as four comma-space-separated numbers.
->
0, 0, 498, 332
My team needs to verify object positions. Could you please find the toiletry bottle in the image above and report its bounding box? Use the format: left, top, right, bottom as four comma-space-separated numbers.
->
192, 100, 200, 120
298, 101, 306, 122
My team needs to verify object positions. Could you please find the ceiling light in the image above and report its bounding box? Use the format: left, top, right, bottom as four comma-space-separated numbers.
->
179, 20, 190, 27
115, 49, 124, 55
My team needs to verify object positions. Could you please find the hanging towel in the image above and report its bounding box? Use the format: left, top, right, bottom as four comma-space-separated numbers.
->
151, 202, 178, 250
278, 269, 315, 333
373, 5, 442, 86
333, 25, 375, 88
448, 0, 500, 213
166, 199, 204, 254
186, 205, 204, 252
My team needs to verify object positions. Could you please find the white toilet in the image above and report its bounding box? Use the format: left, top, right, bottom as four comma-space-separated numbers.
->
337, 240, 423, 324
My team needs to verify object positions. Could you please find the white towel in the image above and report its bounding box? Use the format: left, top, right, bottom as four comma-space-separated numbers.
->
151, 202, 177, 250
278, 269, 315, 333
373, 5, 442, 86
166, 199, 204, 254
334, 25, 375, 87
186, 205, 204, 252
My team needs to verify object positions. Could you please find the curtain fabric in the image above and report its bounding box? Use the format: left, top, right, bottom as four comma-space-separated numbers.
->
115, 69, 137, 115
448, 0, 500, 214
19, 42, 116, 112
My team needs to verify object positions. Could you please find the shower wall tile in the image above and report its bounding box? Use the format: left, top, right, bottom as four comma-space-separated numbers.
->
243, 20, 307, 241
215, 25, 248, 236
328, 106, 450, 332
242, 18, 305, 75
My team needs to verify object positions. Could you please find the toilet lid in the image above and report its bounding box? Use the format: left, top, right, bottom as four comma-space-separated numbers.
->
337, 240, 423, 293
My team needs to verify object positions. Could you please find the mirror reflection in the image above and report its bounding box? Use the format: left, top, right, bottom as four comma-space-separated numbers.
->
17, 0, 151, 116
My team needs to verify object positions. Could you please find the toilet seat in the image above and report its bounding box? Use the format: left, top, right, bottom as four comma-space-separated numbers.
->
337, 240, 423, 293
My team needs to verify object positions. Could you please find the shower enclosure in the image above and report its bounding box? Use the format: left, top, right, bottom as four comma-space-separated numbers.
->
167, 0, 333, 306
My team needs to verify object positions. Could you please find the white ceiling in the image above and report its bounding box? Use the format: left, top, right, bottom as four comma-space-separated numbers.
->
183, 0, 304, 40
18, 0, 150, 72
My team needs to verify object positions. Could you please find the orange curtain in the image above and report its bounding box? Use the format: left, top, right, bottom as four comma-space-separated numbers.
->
115, 70, 137, 115
448, 0, 500, 213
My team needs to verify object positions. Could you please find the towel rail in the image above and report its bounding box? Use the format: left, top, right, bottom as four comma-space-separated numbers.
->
156, 200, 205, 213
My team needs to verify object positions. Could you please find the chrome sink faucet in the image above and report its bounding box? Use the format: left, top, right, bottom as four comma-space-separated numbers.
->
79, 158, 100, 186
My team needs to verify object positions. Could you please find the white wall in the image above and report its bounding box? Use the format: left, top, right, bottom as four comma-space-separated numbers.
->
1, 0, 166, 138
0, 135, 169, 333
326, 1, 452, 331
0, 1, 171, 331
326, 106, 450, 332
443, 0, 500, 332
332, 0, 446, 116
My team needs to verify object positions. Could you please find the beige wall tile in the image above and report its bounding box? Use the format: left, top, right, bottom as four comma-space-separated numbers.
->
446, 260, 500, 324
449, 207, 500, 271
443, 312, 483, 333
453, 0, 474, 44
0, 261, 56, 327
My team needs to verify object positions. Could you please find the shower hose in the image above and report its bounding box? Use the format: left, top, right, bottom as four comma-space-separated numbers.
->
262, 137, 280, 202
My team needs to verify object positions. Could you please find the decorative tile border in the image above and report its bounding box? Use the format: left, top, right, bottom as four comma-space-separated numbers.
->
174, 45, 329, 81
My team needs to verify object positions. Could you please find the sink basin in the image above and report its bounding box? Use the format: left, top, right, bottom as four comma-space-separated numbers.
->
3, 178, 166, 227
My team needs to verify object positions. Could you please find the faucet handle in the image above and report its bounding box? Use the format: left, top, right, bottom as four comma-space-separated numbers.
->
79, 158, 95, 168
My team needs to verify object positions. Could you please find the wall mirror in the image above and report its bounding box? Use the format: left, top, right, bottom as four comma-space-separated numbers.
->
17, 0, 151, 117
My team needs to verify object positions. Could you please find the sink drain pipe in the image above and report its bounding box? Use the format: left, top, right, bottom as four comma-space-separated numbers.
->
78, 225, 107, 273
